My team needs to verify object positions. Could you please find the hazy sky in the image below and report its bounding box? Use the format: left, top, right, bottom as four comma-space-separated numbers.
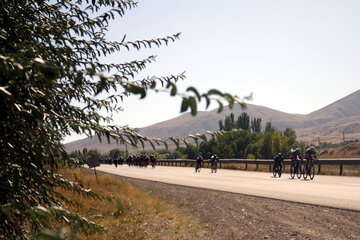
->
65, 0, 360, 142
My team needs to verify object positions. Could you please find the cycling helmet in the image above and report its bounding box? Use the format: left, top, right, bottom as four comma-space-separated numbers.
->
296, 148, 300, 151
278, 153, 282, 156
310, 146, 315, 149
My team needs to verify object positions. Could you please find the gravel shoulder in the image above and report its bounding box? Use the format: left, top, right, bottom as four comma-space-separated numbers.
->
96, 170, 360, 240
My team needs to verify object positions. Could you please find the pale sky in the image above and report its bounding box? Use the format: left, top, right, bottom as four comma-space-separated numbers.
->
65, 0, 360, 143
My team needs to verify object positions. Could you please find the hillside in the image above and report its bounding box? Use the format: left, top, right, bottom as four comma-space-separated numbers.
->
319, 142, 360, 158
65, 89, 360, 153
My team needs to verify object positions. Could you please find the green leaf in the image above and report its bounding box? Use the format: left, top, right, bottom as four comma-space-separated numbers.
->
169, 137, 180, 149
182, 139, 189, 148
223, 93, 234, 109
126, 84, 146, 99
197, 133, 207, 142
170, 84, 177, 96
163, 141, 168, 150
188, 96, 197, 116
180, 98, 189, 113
217, 100, 224, 113
208, 89, 223, 97
202, 94, 210, 109
0, 86, 11, 96
186, 87, 201, 101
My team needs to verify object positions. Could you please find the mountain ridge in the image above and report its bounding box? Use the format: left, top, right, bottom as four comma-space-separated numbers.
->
65, 89, 360, 153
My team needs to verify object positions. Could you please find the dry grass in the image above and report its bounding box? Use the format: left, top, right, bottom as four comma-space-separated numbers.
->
320, 142, 360, 158
55, 168, 206, 239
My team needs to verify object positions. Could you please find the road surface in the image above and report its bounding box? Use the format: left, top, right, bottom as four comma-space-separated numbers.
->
95, 164, 360, 211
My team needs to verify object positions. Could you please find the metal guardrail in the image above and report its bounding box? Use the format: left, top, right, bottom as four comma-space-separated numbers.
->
157, 158, 360, 176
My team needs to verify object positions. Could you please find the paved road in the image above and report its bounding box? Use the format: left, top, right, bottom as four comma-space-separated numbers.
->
96, 164, 360, 211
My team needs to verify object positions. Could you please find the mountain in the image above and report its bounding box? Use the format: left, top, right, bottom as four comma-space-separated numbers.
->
65, 90, 360, 153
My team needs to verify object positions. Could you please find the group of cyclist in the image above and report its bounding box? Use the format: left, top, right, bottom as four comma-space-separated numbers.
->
100, 148, 318, 178
273, 146, 318, 178
195, 154, 220, 173
127, 154, 157, 168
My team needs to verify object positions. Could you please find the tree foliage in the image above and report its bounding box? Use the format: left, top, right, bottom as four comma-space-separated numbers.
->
251, 117, 262, 133
237, 112, 250, 130
0, 0, 247, 238
191, 113, 303, 159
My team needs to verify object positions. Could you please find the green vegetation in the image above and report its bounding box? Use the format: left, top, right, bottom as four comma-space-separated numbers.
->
189, 113, 306, 159
1, 0, 246, 238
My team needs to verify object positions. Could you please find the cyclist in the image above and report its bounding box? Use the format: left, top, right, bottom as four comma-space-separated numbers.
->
273, 152, 284, 172
150, 155, 157, 168
195, 155, 203, 172
113, 157, 118, 168
304, 146, 318, 168
290, 148, 302, 169
210, 154, 219, 173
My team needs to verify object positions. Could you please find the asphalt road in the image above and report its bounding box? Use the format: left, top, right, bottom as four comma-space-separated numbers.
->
95, 164, 360, 211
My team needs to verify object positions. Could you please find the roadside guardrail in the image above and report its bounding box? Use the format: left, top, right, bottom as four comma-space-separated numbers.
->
157, 158, 360, 176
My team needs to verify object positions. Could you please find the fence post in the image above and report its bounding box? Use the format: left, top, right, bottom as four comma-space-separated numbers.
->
256, 163, 258, 170
318, 164, 321, 174
245, 163, 248, 170
339, 165, 343, 176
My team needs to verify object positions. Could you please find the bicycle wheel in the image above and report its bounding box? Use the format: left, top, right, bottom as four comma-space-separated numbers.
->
296, 165, 302, 179
303, 166, 308, 180
278, 167, 282, 177
309, 164, 315, 180
273, 165, 277, 177
290, 166, 295, 179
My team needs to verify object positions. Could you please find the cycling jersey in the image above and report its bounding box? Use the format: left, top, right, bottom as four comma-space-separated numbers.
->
305, 148, 317, 161
274, 154, 284, 163
290, 150, 302, 160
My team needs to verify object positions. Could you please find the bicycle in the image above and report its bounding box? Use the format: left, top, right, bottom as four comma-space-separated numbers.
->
290, 157, 302, 179
150, 156, 157, 168
273, 161, 282, 178
303, 159, 315, 180
195, 162, 202, 173
211, 162, 217, 173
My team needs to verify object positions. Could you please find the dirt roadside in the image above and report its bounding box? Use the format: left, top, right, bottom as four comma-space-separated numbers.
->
94, 169, 360, 240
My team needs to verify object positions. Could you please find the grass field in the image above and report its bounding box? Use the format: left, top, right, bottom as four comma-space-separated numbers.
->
54, 168, 205, 239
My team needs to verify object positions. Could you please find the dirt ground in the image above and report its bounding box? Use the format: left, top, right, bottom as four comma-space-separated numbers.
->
97, 170, 360, 240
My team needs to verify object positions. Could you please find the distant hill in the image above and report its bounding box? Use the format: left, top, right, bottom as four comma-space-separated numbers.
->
65, 89, 360, 153
319, 142, 360, 158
